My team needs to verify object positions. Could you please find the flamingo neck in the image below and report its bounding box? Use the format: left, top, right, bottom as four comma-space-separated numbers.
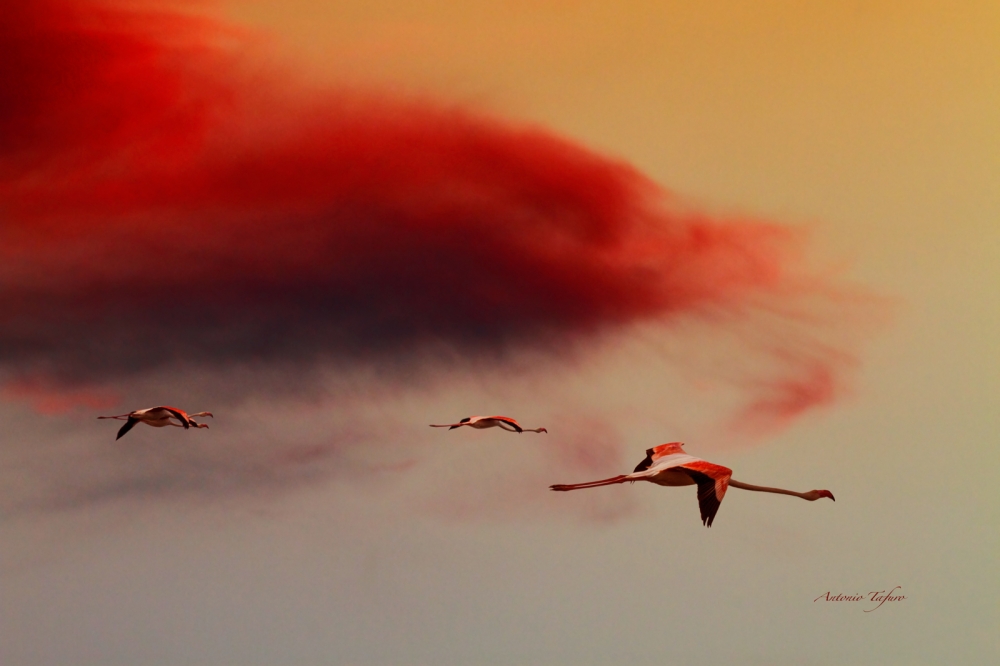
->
729, 479, 809, 500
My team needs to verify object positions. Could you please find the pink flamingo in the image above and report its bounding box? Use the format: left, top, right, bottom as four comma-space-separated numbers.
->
98, 406, 213, 440
550, 442, 833, 527
430, 415, 547, 434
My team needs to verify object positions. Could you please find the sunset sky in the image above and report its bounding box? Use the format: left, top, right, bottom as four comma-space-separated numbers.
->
1, 1, 997, 664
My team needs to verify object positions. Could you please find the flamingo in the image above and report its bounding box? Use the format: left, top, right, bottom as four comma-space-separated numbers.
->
550, 442, 833, 527
430, 415, 547, 434
97, 406, 214, 440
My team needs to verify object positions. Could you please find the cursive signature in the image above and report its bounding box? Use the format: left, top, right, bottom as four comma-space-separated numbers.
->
814, 586, 906, 612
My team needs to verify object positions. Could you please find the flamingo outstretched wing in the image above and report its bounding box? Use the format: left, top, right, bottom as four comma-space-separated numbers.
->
158, 406, 191, 428
633, 442, 687, 472
116, 417, 139, 440
488, 416, 523, 433
678, 460, 733, 527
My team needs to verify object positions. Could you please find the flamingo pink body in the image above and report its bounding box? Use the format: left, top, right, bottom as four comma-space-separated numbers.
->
430, 415, 547, 434
97, 406, 214, 440
550, 442, 834, 527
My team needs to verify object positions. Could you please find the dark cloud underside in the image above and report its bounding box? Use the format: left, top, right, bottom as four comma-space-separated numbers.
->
1, 0, 799, 382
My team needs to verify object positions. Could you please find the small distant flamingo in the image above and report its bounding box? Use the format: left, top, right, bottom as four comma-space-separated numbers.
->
430, 415, 547, 434
550, 442, 833, 527
98, 406, 214, 440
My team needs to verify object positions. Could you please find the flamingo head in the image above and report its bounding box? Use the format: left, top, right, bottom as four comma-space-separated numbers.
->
537, 427, 548, 433
809, 489, 835, 501
191, 412, 214, 418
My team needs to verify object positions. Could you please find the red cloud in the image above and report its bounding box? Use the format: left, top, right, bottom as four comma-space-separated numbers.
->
0, 378, 119, 415
0, 1, 808, 385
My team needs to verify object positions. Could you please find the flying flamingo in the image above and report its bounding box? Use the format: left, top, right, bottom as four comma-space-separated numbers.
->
430, 415, 547, 434
97, 406, 214, 440
550, 442, 833, 527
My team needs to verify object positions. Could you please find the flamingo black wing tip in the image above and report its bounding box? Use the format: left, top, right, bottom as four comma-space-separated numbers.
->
115, 418, 137, 440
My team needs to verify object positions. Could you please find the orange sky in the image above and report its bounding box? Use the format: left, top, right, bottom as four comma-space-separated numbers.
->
221, 0, 999, 264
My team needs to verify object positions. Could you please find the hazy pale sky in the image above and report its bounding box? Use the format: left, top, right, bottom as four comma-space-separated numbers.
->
1, 1, 997, 664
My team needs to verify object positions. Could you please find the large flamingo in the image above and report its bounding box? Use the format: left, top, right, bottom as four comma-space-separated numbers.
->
98, 406, 214, 440
550, 442, 833, 527
430, 415, 547, 434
